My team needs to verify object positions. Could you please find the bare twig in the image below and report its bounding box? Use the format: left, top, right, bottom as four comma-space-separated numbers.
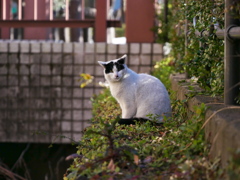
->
11, 144, 30, 171
0, 165, 27, 180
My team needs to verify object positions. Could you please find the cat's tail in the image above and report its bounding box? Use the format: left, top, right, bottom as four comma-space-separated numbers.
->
118, 118, 163, 126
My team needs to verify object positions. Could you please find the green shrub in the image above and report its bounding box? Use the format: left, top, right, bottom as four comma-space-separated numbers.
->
64, 86, 226, 179
158, 0, 225, 96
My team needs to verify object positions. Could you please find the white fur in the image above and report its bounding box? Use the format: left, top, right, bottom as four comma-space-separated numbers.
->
98, 55, 171, 122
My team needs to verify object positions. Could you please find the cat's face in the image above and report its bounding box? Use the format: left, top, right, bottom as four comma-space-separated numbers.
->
98, 55, 127, 82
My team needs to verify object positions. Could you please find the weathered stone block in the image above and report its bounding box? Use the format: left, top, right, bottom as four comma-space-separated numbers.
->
63, 110, 71, 120
40, 88, 50, 98
52, 42, 63, 53
31, 54, 41, 64
118, 44, 128, 54
61, 133, 72, 143
107, 54, 117, 61
40, 77, 51, 86
0, 54, 8, 64
20, 54, 30, 64
41, 65, 51, 75
153, 54, 163, 62
31, 42, 41, 53
0, 76, 7, 86
95, 66, 104, 76
85, 43, 95, 53
20, 65, 29, 75
73, 88, 82, 98
63, 77, 72, 86
73, 99, 82, 109
0, 66, 7, 75
9, 65, 18, 75
74, 65, 83, 75
73, 110, 82, 120
73, 133, 82, 142
84, 65, 94, 75
41, 42, 52, 53
52, 65, 61, 75
74, 42, 84, 54
9, 42, 19, 53
83, 99, 92, 109
141, 43, 152, 54
63, 65, 73, 75
84, 88, 94, 98
83, 120, 91, 129
8, 76, 18, 86
20, 41, 30, 53
0, 41, 8, 52
41, 54, 51, 64
52, 54, 62, 64
9, 54, 18, 63
83, 110, 92, 120
62, 88, 72, 98
139, 66, 151, 73
85, 54, 95, 64
73, 77, 81, 87
74, 53, 84, 64
108, 44, 117, 54
0, 89, 7, 99
130, 43, 140, 54
129, 55, 140, 65
20, 76, 29, 86
62, 121, 71, 131
153, 43, 163, 54
73, 121, 82, 131
96, 54, 106, 62
96, 42, 106, 54
63, 42, 73, 53
129, 66, 139, 73
51, 76, 61, 86
30, 65, 40, 75
140, 55, 151, 65
63, 54, 73, 64
62, 99, 72, 109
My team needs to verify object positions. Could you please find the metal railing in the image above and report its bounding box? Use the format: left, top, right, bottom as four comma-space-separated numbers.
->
0, 0, 121, 41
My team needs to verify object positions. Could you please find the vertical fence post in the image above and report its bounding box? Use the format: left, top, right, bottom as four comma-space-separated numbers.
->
0, 0, 10, 39
224, 0, 240, 105
95, 0, 109, 42
184, 0, 190, 78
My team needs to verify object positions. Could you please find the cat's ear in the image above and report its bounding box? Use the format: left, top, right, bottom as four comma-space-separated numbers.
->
118, 54, 127, 65
98, 61, 107, 68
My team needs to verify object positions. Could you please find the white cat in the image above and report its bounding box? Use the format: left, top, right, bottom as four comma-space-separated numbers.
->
98, 54, 171, 124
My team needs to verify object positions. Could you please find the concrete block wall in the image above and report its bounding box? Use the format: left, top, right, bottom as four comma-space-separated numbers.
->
170, 73, 240, 167
0, 40, 163, 143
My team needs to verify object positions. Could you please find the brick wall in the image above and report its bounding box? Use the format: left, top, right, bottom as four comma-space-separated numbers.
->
0, 40, 163, 143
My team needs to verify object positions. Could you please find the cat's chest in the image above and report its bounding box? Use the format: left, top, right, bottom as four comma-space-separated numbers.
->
110, 81, 137, 98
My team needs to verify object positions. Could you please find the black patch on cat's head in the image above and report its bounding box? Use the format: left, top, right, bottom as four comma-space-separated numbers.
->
113, 56, 125, 71
117, 57, 125, 65
114, 61, 125, 72
104, 62, 114, 74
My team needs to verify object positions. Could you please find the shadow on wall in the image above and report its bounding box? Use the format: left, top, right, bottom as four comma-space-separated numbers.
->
0, 143, 77, 180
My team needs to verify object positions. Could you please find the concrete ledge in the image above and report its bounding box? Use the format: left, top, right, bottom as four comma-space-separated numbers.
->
170, 73, 240, 167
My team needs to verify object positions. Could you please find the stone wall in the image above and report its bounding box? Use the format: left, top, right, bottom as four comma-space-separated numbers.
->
171, 73, 240, 167
0, 40, 163, 143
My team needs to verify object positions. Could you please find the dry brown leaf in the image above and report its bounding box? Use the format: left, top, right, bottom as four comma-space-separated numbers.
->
108, 159, 116, 171
134, 155, 139, 165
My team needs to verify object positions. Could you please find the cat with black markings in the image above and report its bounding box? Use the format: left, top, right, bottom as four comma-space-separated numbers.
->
98, 55, 171, 125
